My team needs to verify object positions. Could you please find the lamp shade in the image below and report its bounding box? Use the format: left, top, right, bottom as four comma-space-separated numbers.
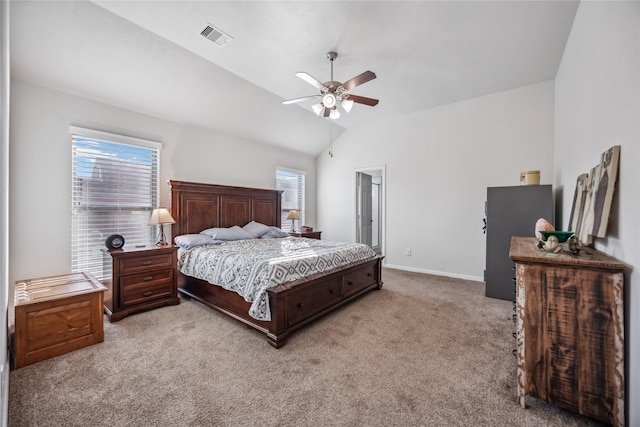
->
287, 210, 299, 220
341, 99, 354, 113
311, 103, 324, 116
148, 208, 176, 225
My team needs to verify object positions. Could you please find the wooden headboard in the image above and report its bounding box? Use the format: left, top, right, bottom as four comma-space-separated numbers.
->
169, 180, 282, 240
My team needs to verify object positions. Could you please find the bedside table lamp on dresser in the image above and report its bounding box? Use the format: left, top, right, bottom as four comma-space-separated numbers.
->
287, 209, 299, 232
148, 207, 176, 246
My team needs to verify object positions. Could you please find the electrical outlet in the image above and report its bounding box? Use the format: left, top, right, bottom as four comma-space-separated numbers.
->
406, 248, 412, 256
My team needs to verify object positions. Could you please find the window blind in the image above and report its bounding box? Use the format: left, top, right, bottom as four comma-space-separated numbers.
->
276, 168, 305, 230
71, 127, 160, 280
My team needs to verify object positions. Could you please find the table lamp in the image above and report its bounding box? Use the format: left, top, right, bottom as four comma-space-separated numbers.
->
287, 209, 299, 232
149, 208, 176, 246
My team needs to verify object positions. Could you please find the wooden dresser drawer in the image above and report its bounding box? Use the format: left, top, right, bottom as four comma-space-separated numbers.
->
118, 252, 174, 274
287, 277, 341, 325
342, 265, 377, 298
120, 268, 174, 307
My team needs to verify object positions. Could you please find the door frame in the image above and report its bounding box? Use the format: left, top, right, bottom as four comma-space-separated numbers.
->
354, 165, 386, 258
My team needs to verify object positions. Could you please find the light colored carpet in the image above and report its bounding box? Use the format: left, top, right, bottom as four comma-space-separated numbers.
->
8, 268, 603, 426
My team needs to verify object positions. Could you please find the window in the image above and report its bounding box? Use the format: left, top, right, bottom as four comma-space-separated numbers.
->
276, 168, 305, 230
71, 127, 160, 280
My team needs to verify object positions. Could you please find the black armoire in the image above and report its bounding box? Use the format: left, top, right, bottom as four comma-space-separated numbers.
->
485, 185, 553, 301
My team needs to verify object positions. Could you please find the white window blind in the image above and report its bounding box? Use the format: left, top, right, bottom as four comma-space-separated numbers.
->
276, 168, 305, 230
71, 127, 160, 280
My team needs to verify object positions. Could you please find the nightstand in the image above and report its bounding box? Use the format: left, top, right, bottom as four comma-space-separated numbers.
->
289, 231, 322, 240
102, 245, 179, 322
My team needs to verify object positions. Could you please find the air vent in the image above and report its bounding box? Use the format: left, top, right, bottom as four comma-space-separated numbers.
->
200, 23, 233, 47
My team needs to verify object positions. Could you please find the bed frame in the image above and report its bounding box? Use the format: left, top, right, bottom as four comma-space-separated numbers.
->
169, 180, 384, 348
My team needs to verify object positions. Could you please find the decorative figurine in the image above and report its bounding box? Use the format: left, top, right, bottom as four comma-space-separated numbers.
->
568, 235, 581, 255
538, 235, 562, 253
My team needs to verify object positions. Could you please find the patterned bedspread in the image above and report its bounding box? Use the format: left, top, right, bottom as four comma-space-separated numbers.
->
179, 237, 376, 321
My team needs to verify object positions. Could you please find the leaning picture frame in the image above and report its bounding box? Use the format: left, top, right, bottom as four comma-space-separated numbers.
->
569, 145, 620, 245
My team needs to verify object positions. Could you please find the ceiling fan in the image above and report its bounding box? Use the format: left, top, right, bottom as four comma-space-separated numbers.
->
283, 51, 379, 120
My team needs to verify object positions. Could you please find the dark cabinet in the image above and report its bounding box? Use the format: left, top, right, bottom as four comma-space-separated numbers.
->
485, 185, 552, 301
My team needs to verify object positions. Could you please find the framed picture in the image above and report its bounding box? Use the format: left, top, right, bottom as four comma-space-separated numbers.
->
568, 173, 589, 234
570, 145, 620, 245
591, 145, 620, 238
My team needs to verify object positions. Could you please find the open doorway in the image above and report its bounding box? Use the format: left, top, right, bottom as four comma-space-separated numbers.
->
355, 166, 385, 257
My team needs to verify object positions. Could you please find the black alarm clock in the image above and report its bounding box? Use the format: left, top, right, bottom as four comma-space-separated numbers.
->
105, 234, 125, 250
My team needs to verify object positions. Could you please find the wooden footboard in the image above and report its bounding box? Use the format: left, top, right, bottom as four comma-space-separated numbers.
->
178, 256, 383, 347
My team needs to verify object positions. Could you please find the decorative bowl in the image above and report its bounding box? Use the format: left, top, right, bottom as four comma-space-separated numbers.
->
538, 230, 575, 243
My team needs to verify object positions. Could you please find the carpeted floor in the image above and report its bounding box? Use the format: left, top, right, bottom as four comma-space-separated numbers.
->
8, 268, 604, 426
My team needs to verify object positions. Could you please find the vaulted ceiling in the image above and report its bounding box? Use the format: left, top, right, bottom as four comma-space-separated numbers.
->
10, 1, 579, 156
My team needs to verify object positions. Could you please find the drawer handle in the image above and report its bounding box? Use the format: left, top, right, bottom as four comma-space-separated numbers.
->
329, 289, 335, 294
143, 276, 153, 282
347, 281, 353, 286
297, 302, 304, 308
142, 261, 153, 266
367, 273, 372, 277
143, 291, 153, 297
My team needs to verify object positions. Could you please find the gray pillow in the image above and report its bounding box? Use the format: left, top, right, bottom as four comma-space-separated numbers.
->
260, 226, 290, 239
174, 234, 223, 249
200, 225, 253, 241
243, 221, 272, 238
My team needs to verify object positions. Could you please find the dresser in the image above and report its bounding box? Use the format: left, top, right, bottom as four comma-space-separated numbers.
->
289, 231, 322, 240
13, 272, 107, 369
103, 245, 179, 322
509, 236, 625, 427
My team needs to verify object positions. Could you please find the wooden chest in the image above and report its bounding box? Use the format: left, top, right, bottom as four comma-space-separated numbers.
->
14, 272, 107, 369
509, 236, 625, 426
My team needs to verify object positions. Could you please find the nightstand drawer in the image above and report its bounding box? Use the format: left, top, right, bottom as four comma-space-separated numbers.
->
120, 268, 174, 307
118, 252, 174, 274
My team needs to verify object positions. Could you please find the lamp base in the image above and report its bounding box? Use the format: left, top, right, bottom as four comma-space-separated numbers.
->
156, 224, 168, 246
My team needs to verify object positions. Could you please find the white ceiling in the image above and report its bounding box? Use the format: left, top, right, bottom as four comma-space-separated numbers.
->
9, 1, 579, 156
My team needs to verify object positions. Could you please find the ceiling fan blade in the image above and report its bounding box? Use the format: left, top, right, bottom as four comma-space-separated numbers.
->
295, 72, 328, 90
282, 95, 320, 105
323, 107, 331, 118
347, 94, 379, 107
341, 71, 376, 91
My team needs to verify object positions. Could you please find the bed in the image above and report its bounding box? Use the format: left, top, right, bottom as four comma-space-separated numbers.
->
169, 180, 384, 348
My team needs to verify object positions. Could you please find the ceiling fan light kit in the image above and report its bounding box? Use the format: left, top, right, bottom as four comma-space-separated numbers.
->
283, 51, 379, 120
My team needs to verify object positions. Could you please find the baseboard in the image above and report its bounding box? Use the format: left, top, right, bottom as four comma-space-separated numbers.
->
382, 264, 484, 283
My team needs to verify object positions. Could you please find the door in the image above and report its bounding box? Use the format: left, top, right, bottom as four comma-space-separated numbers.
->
356, 172, 373, 247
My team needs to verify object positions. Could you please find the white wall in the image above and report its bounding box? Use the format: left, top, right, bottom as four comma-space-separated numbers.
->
8, 79, 317, 287
0, 1, 10, 425
317, 81, 554, 281
554, 1, 639, 425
